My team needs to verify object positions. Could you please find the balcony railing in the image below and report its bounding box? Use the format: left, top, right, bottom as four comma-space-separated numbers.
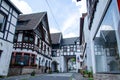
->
14, 42, 41, 53
13, 42, 51, 59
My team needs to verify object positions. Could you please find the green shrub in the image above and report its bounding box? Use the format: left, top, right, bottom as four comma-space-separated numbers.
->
89, 78, 93, 80
88, 71, 93, 78
48, 69, 52, 74
31, 71, 35, 76
56, 70, 59, 73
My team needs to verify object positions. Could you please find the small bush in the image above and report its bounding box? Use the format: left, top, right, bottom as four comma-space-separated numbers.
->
89, 78, 93, 80
31, 71, 35, 76
48, 69, 52, 74
56, 70, 59, 73
0, 76, 4, 79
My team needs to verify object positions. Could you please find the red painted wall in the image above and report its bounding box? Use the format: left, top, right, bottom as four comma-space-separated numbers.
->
117, 0, 120, 12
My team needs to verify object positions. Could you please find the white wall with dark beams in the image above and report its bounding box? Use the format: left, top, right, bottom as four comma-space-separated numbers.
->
0, 0, 20, 76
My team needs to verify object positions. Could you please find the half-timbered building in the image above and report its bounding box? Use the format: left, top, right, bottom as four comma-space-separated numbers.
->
51, 33, 81, 72
9, 12, 52, 75
0, 0, 21, 76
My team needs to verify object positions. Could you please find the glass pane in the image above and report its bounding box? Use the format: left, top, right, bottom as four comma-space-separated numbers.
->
23, 54, 29, 66
29, 37, 34, 42
23, 36, 28, 42
0, 13, 6, 31
94, 0, 120, 72
15, 54, 22, 64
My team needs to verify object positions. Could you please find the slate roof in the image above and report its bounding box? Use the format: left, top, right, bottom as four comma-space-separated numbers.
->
62, 37, 79, 45
51, 33, 62, 44
16, 12, 46, 30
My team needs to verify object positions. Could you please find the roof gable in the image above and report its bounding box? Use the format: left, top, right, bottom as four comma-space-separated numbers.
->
16, 12, 46, 30
62, 37, 79, 45
51, 33, 62, 44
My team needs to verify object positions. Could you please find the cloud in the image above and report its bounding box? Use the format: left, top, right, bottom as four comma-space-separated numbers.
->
72, 0, 87, 17
64, 32, 78, 38
10, 0, 32, 14
72, 0, 81, 6
50, 28, 60, 33
62, 13, 79, 33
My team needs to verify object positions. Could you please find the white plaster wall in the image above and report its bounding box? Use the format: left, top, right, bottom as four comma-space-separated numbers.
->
4, 31, 7, 40
0, 0, 20, 76
8, 14, 11, 22
52, 57, 61, 71
36, 54, 42, 66
76, 52, 81, 72
1, 1, 9, 11
84, 16, 92, 71
0, 32, 3, 38
11, 16, 17, 25
0, 40, 13, 76
34, 35, 37, 45
60, 56, 67, 72
1, 7, 8, 15
13, 49, 37, 55
7, 33, 14, 42
9, 25, 15, 34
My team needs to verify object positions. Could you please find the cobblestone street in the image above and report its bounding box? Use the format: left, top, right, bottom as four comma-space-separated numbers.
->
0, 73, 88, 80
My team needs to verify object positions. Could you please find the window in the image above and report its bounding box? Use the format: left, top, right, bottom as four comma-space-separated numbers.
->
23, 32, 34, 43
41, 42, 43, 50
14, 33, 18, 42
15, 53, 22, 64
44, 45, 46, 52
37, 38, 40, 47
70, 46, 74, 52
63, 46, 67, 52
23, 54, 29, 66
17, 20, 29, 26
94, 0, 120, 72
47, 47, 49, 54
0, 12, 7, 32
51, 51, 57, 57
31, 55, 35, 65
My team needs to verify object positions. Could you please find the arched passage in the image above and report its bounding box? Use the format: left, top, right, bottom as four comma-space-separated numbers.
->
109, 60, 118, 71
51, 61, 58, 72
67, 57, 76, 72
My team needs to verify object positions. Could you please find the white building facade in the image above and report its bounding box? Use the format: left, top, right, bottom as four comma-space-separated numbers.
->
79, 0, 120, 79
0, 0, 21, 76
9, 12, 52, 75
51, 33, 82, 73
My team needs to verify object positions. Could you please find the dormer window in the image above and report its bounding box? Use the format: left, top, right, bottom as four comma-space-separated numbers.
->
17, 20, 29, 26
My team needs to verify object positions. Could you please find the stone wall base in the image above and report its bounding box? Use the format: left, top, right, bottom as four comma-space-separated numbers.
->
8, 67, 41, 76
94, 73, 120, 80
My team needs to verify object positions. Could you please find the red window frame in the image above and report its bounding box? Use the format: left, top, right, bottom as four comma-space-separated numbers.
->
117, 0, 120, 12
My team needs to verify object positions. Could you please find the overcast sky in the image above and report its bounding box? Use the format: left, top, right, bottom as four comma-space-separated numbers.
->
10, 0, 87, 38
